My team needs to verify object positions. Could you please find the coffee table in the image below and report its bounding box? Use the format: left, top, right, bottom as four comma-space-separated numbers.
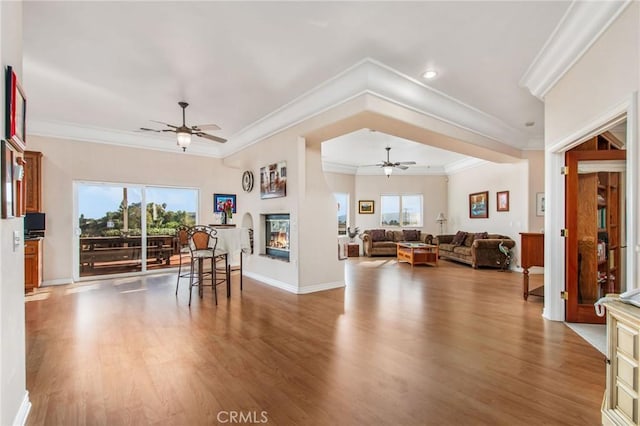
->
396, 242, 439, 267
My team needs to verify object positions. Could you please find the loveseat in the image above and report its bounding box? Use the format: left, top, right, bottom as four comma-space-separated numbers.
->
361, 229, 434, 257
436, 231, 515, 269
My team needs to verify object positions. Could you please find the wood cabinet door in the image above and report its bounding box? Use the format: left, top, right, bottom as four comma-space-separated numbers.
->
24, 151, 42, 213
565, 149, 625, 323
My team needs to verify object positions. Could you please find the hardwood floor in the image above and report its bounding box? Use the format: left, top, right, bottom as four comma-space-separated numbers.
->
25, 258, 604, 425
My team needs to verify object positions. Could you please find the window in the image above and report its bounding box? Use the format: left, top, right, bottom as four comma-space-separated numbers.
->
381, 194, 423, 227
334, 193, 348, 235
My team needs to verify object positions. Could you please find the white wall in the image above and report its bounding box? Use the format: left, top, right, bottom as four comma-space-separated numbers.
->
447, 161, 529, 266
523, 151, 544, 232
0, 1, 29, 424
355, 174, 447, 236
27, 135, 241, 284
543, 3, 639, 321
226, 133, 343, 293
545, 3, 639, 145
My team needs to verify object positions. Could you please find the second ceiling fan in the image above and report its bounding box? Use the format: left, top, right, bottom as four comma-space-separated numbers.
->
364, 146, 416, 177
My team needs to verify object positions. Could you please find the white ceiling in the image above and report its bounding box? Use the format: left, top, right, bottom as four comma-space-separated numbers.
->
22, 1, 571, 165
322, 129, 476, 175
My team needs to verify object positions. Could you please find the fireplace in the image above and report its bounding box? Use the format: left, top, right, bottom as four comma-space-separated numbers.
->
264, 214, 290, 261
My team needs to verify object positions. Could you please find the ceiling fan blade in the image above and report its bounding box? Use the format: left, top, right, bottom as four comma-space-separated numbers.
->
396, 161, 417, 165
138, 127, 161, 132
396, 165, 409, 170
192, 124, 221, 131
359, 163, 385, 167
150, 120, 178, 129
194, 132, 227, 143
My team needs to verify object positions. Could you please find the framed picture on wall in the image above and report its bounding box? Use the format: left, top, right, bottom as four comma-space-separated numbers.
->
536, 192, 545, 216
358, 200, 374, 214
469, 191, 488, 219
260, 161, 287, 199
5, 66, 26, 152
1, 140, 14, 218
214, 193, 237, 213
496, 191, 509, 212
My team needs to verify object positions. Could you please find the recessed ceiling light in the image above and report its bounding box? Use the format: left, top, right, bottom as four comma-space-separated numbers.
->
525, 121, 535, 127
422, 70, 438, 79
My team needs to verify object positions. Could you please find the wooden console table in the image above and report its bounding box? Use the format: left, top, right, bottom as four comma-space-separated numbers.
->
520, 233, 544, 300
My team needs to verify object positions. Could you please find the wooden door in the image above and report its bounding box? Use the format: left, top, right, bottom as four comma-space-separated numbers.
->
565, 149, 625, 323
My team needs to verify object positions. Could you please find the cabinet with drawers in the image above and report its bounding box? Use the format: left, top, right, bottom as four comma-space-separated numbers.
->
603, 300, 640, 425
24, 238, 42, 293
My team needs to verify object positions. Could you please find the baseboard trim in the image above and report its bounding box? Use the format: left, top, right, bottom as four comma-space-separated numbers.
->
13, 391, 31, 426
297, 281, 345, 294
243, 272, 345, 294
42, 278, 73, 286
243, 272, 299, 294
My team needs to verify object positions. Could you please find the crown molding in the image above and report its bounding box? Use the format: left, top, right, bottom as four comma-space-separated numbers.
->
29, 119, 223, 157
323, 159, 483, 176
521, 137, 545, 151
32, 58, 529, 159
322, 161, 358, 175
222, 58, 530, 156
444, 157, 488, 175
520, 0, 631, 100
356, 165, 446, 176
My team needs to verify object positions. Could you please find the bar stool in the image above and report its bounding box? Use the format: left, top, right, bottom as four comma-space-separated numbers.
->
187, 225, 228, 306
174, 225, 191, 295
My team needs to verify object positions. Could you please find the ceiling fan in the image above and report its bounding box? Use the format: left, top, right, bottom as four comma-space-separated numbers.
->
363, 146, 416, 177
139, 101, 227, 151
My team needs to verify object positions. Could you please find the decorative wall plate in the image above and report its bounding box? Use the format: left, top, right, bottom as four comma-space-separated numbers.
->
242, 170, 254, 192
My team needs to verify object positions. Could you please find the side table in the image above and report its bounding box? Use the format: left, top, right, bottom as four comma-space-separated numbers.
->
347, 243, 359, 257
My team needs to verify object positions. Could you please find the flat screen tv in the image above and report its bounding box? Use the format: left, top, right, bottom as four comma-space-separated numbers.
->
24, 212, 45, 233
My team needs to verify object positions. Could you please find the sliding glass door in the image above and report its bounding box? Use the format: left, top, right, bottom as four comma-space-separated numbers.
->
76, 182, 197, 278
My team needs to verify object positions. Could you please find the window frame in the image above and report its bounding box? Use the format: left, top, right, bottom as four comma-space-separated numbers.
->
334, 192, 349, 236
380, 193, 423, 228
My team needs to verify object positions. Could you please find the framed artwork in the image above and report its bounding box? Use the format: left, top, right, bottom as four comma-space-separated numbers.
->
5, 66, 26, 152
496, 191, 509, 212
260, 161, 287, 199
536, 192, 545, 216
1, 140, 14, 218
214, 193, 236, 213
358, 200, 374, 214
469, 191, 488, 219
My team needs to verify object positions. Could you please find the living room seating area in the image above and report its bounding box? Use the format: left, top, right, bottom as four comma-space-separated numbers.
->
361, 229, 434, 257
436, 231, 515, 269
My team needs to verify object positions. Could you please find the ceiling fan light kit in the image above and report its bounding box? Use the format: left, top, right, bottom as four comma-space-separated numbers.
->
362, 146, 416, 177
139, 101, 227, 151
176, 131, 191, 151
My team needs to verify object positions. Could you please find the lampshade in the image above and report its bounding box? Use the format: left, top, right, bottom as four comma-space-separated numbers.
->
176, 131, 191, 151
383, 166, 393, 177
435, 212, 447, 222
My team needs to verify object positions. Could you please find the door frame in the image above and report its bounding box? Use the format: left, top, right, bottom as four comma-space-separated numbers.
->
544, 93, 638, 321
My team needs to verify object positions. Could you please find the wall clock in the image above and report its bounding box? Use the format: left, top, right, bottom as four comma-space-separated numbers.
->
242, 170, 254, 192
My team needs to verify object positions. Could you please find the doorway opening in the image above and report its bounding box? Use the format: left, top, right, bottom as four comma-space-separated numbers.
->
566, 126, 627, 323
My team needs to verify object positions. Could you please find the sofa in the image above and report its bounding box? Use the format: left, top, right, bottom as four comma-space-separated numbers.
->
435, 231, 515, 269
361, 229, 434, 257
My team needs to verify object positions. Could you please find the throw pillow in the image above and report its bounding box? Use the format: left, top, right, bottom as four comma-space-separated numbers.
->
451, 231, 467, 246
403, 229, 420, 241
370, 229, 386, 242
473, 232, 489, 241
463, 233, 475, 247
